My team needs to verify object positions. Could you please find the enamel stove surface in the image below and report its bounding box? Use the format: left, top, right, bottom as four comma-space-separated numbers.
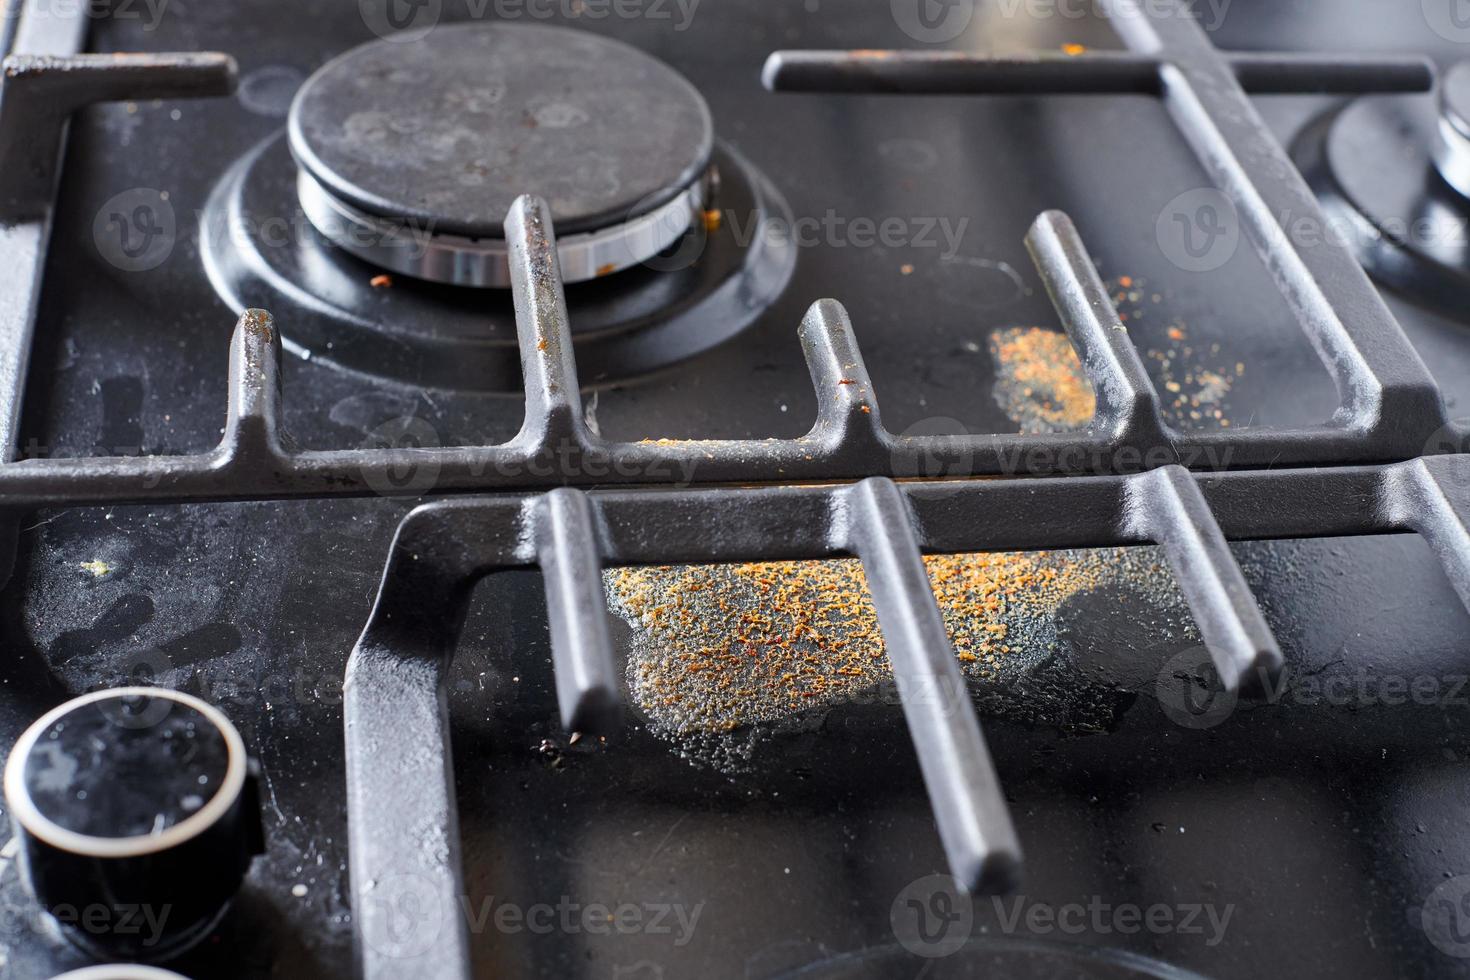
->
4, 2, 1470, 979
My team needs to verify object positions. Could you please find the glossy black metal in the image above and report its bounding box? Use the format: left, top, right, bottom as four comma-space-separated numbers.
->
765, 0, 1451, 460
1, 1, 1469, 977
761, 49, 1435, 97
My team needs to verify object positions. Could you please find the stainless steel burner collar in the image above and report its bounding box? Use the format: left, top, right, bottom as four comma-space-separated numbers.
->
297, 170, 706, 288
1435, 62, 1470, 200
1433, 115, 1470, 200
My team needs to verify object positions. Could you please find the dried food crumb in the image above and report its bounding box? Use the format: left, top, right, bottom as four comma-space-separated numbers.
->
988, 327, 1096, 432
607, 547, 1180, 739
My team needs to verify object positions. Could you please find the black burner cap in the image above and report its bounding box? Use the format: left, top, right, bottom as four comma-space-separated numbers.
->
287, 22, 714, 239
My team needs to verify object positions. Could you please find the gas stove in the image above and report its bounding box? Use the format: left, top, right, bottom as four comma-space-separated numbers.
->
2, 1, 1470, 978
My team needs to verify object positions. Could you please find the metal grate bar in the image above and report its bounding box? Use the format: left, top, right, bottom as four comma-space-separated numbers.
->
340, 455, 1470, 967
0, 2, 236, 589
1125, 466, 1282, 694
0, 52, 235, 219
799, 298, 886, 459
344, 511, 479, 980
761, 49, 1433, 96
1026, 210, 1169, 446
1101, 0, 1444, 438
761, 0, 1449, 459
532, 488, 621, 734
505, 196, 590, 454
840, 477, 1023, 894
0, 198, 1460, 508
1395, 456, 1470, 611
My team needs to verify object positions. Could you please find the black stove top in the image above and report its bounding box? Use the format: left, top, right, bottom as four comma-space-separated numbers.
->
3, 1, 1470, 978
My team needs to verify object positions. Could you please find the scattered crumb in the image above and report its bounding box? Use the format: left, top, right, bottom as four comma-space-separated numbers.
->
987, 276, 1242, 433
79, 560, 112, 579
1061, 43, 1088, 56
1111, 276, 1242, 428
703, 209, 723, 233
596, 263, 617, 277
369, 274, 392, 289
900, 263, 915, 276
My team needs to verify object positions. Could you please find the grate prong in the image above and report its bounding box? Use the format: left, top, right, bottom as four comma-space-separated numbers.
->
1125, 466, 1282, 695
799, 299, 885, 454
839, 477, 1023, 894
218, 309, 290, 468
505, 194, 590, 457
1396, 457, 1470, 612
532, 488, 621, 734
1026, 211, 1170, 450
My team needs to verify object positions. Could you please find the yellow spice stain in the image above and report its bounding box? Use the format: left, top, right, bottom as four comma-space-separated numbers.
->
988, 326, 1097, 432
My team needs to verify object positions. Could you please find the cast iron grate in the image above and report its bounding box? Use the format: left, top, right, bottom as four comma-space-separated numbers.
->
1, 1, 1469, 977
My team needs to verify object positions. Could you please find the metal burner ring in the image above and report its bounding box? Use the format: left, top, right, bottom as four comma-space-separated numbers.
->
296, 169, 707, 288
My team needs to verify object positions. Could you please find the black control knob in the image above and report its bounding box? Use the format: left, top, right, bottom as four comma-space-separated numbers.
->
4, 687, 264, 961
51, 967, 192, 980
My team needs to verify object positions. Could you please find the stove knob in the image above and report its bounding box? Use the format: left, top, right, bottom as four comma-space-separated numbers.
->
50, 967, 193, 980
4, 687, 264, 961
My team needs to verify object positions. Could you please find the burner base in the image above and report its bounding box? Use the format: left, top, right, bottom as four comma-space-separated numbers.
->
200, 134, 795, 392
1292, 93, 1470, 320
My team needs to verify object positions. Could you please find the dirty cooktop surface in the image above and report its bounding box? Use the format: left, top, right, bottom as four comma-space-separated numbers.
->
2, 1, 1470, 978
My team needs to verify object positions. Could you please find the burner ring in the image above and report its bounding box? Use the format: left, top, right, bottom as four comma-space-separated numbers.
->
1291, 88, 1470, 320
200, 135, 797, 392
286, 22, 714, 286
295, 165, 707, 287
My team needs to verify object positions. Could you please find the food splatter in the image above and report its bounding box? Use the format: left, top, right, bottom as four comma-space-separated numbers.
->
608, 549, 1184, 742
989, 327, 1096, 432
79, 560, 113, 579
605, 274, 1236, 769
986, 276, 1243, 432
